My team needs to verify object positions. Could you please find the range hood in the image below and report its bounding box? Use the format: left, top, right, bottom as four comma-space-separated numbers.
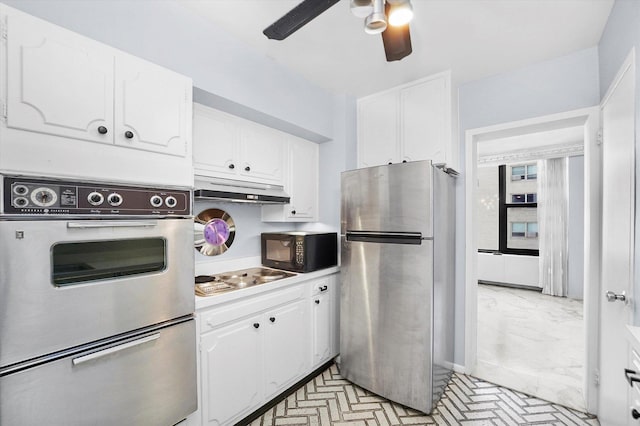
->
194, 177, 290, 204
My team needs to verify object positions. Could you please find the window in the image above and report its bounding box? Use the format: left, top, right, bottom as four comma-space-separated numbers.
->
510, 164, 537, 181
511, 193, 537, 203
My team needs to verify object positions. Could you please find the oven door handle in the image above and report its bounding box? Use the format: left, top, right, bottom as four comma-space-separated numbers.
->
67, 221, 158, 229
71, 333, 160, 366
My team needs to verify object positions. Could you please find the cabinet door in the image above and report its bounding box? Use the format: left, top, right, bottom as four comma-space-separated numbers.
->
400, 77, 449, 164
312, 289, 332, 366
239, 124, 284, 184
357, 91, 398, 168
288, 138, 318, 220
263, 300, 309, 399
193, 105, 239, 178
201, 317, 263, 426
6, 9, 114, 143
115, 53, 191, 157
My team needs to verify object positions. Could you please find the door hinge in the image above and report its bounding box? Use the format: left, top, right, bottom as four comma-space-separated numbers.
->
597, 129, 603, 146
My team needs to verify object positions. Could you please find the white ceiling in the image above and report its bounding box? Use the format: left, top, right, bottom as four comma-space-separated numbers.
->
179, 0, 614, 97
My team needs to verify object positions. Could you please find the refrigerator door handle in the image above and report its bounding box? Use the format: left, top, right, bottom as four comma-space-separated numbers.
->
345, 231, 427, 245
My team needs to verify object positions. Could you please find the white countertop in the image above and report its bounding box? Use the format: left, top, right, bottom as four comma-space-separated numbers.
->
195, 265, 340, 311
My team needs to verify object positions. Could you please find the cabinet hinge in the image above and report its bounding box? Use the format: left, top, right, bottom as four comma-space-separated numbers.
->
1, 102, 6, 120
597, 129, 603, 146
594, 370, 600, 386
0, 21, 6, 42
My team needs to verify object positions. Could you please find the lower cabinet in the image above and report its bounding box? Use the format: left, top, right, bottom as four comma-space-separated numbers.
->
191, 273, 339, 426
200, 315, 263, 426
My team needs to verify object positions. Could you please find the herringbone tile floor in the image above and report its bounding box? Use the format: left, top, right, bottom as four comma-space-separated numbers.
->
250, 363, 599, 426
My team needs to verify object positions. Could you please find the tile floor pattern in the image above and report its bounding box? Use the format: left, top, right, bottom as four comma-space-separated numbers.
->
249, 364, 599, 426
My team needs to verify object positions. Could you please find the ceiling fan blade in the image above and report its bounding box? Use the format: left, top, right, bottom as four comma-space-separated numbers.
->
381, 3, 412, 61
263, 0, 341, 41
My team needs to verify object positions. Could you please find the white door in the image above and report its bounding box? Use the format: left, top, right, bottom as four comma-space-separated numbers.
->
193, 105, 239, 178
115, 53, 191, 157
400, 77, 448, 164
357, 91, 398, 168
238, 124, 284, 184
288, 138, 318, 220
6, 8, 114, 143
263, 300, 308, 399
599, 52, 636, 426
200, 317, 263, 426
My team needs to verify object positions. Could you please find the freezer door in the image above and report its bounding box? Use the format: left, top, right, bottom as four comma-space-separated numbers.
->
339, 236, 434, 413
0, 318, 197, 425
341, 161, 432, 236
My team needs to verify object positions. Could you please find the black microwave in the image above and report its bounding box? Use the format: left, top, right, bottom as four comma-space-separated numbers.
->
261, 232, 338, 273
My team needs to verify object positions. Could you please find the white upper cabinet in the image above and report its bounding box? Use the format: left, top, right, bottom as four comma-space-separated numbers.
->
193, 104, 284, 185
115, 54, 191, 156
238, 123, 284, 183
3, 5, 191, 157
357, 90, 398, 168
6, 9, 114, 144
261, 136, 319, 222
357, 71, 452, 168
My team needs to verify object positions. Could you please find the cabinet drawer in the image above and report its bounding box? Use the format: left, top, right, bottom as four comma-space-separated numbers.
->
200, 284, 305, 332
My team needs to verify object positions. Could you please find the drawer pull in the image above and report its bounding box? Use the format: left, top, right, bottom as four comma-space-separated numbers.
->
632, 408, 640, 420
72, 333, 160, 365
253, 323, 260, 329
315, 300, 320, 304
270, 317, 276, 323
319, 285, 328, 292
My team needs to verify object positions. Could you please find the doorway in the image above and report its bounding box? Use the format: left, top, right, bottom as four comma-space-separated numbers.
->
464, 107, 601, 414
474, 142, 587, 410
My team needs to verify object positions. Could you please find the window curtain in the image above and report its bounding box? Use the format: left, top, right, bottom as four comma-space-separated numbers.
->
538, 157, 569, 297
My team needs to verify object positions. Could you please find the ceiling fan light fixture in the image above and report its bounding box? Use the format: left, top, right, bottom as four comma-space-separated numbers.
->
364, 0, 387, 34
350, 0, 373, 18
387, 0, 414, 27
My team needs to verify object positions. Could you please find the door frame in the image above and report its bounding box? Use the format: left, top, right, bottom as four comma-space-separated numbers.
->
464, 106, 601, 413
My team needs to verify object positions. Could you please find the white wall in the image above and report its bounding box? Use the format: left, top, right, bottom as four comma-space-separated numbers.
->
599, 0, 640, 323
456, 47, 600, 365
568, 155, 585, 300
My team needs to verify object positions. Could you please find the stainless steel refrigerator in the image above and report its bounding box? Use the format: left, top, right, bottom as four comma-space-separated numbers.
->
338, 160, 456, 414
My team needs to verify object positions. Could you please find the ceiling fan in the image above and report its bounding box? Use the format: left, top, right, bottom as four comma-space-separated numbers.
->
263, 0, 414, 62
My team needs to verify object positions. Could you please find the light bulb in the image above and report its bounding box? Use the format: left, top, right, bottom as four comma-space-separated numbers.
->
388, 1, 414, 27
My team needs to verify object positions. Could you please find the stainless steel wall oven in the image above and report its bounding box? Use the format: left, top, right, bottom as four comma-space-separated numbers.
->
0, 174, 197, 425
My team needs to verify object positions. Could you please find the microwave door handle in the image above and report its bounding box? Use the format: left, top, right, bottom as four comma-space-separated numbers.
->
67, 221, 158, 229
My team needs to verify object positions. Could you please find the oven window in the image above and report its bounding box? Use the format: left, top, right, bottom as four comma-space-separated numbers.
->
52, 238, 166, 286
266, 240, 292, 262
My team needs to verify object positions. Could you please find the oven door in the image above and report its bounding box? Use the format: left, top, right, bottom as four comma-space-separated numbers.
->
0, 218, 194, 368
0, 317, 196, 425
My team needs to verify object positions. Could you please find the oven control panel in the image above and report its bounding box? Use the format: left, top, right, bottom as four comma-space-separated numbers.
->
2, 175, 191, 216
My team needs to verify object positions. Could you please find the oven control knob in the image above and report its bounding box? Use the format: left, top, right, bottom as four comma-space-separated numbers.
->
14, 197, 28, 207
150, 195, 163, 208
13, 184, 29, 195
165, 196, 177, 208
88, 192, 104, 206
107, 193, 123, 207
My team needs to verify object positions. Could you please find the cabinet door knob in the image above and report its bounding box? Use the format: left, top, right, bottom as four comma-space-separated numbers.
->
402, 160, 407, 163
632, 408, 640, 420
253, 323, 260, 329
319, 285, 328, 292
291, 210, 297, 215
228, 163, 235, 169
97, 126, 108, 134
315, 300, 320, 304
124, 130, 134, 139
270, 317, 276, 323
388, 162, 392, 165
245, 166, 251, 172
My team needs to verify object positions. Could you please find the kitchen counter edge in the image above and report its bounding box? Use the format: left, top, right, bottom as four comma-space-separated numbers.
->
195, 266, 341, 311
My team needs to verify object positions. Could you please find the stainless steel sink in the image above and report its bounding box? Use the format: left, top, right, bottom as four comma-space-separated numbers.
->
195, 267, 297, 296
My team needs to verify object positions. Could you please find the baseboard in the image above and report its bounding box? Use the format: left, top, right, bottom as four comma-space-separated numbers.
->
452, 363, 467, 374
